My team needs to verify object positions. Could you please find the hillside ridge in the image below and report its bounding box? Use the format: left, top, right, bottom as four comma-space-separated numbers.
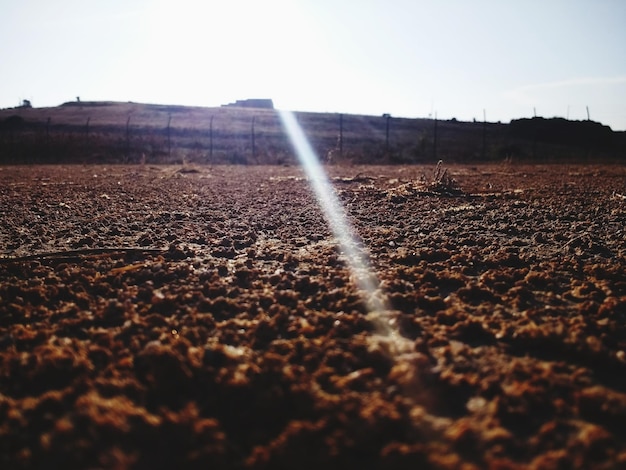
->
1, 101, 624, 164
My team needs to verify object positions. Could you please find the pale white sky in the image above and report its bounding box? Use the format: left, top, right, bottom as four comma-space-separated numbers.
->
2, 0, 625, 129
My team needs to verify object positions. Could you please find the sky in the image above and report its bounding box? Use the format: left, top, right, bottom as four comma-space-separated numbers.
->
2, 0, 625, 130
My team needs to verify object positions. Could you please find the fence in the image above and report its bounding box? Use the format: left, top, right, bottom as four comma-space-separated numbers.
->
0, 107, 622, 164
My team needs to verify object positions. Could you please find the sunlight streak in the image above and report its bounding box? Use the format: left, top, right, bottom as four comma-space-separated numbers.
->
278, 110, 412, 352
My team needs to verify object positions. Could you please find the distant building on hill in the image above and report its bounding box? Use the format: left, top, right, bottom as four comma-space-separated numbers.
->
222, 99, 274, 109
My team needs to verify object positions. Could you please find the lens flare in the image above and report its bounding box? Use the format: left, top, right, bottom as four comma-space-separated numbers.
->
278, 110, 412, 353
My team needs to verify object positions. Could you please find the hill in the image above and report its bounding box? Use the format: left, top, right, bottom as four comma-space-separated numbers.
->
0, 101, 624, 164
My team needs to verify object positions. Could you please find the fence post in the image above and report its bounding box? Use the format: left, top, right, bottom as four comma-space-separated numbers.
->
482, 109, 486, 160
125, 115, 131, 162
251, 116, 256, 162
384, 114, 391, 155
209, 115, 214, 162
532, 113, 537, 160
45, 117, 51, 163
167, 114, 172, 160
85, 117, 90, 160
339, 113, 344, 159
433, 113, 438, 161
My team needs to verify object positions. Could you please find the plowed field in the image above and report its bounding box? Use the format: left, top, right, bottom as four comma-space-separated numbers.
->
1, 164, 625, 469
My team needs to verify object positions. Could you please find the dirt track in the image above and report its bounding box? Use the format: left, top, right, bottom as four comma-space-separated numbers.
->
1, 163, 625, 469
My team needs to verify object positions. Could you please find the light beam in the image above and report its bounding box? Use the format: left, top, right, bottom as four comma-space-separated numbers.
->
278, 109, 412, 352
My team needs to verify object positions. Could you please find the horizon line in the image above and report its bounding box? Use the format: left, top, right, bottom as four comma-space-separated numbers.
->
1, 99, 622, 131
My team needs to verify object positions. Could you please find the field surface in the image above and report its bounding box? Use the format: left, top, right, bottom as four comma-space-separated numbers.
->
1, 163, 625, 469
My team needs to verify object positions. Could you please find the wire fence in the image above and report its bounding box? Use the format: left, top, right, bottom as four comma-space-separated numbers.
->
0, 107, 622, 165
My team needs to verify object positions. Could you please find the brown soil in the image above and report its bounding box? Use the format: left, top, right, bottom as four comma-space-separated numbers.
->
1, 163, 625, 469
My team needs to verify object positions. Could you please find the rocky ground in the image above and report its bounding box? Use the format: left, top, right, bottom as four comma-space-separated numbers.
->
0, 163, 625, 469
